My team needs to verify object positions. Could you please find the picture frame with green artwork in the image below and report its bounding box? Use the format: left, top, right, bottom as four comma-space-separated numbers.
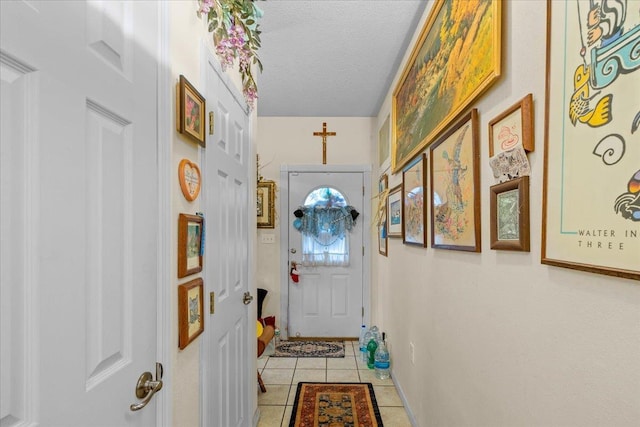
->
178, 213, 203, 278
392, 0, 501, 173
490, 176, 530, 251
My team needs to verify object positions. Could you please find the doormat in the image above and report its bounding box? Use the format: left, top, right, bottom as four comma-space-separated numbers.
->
273, 340, 345, 358
289, 382, 383, 427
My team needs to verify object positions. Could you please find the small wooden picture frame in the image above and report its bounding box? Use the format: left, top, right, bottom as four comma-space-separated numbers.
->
402, 153, 427, 247
488, 93, 534, 157
490, 176, 530, 251
178, 159, 201, 202
387, 185, 403, 238
177, 75, 206, 147
257, 181, 276, 228
378, 174, 388, 256
178, 213, 203, 278
178, 278, 204, 350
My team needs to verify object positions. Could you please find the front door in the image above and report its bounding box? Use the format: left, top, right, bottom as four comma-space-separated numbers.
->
287, 171, 365, 338
203, 59, 252, 426
1, 1, 161, 425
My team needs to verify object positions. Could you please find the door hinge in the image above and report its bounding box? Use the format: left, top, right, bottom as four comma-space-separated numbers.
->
362, 307, 364, 317
362, 246, 365, 256
210, 292, 215, 314
209, 111, 214, 135
362, 186, 365, 196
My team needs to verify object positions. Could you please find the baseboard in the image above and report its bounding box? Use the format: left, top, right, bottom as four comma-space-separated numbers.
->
392, 371, 418, 427
286, 336, 357, 341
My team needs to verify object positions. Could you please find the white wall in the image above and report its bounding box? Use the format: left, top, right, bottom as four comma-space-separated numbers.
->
374, 1, 640, 426
256, 117, 375, 324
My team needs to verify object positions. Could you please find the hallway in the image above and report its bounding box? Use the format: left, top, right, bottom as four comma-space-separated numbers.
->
257, 341, 412, 426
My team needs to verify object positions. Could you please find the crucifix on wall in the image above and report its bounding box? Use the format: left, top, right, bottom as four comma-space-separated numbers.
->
313, 122, 336, 164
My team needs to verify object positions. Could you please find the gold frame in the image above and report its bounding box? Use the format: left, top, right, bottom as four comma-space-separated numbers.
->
178, 278, 204, 350
177, 75, 206, 147
257, 180, 276, 228
178, 213, 203, 278
392, 0, 501, 173
490, 176, 530, 251
488, 93, 534, 157
429, 109, 481, 252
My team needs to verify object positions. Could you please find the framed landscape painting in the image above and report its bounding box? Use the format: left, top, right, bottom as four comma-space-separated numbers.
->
542, 0, 640, 280
392, 0, 501, 173
429, 109, 481, 252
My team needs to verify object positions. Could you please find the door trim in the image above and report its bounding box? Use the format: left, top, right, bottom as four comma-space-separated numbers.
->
279, 164, 372, 340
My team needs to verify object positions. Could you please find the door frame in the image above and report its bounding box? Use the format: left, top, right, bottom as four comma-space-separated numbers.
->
279, 164, 372, 340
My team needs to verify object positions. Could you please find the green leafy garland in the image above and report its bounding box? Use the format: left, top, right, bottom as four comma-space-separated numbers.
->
197, 0, 264, 109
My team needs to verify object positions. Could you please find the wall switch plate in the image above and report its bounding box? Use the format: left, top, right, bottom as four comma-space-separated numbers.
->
260, 233, 275, 244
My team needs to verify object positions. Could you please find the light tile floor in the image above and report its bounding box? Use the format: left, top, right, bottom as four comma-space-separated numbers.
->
257, 341, 412, 427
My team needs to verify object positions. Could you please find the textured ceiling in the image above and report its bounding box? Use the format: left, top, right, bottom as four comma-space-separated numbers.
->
256, 0, 427, 117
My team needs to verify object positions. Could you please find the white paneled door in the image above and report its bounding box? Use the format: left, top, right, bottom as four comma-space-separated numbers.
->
203, 59, 252, 426
287, 171, 365, 338
1, 1, 161, 426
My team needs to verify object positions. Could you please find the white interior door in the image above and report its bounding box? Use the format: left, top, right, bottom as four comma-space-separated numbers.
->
0, 1, 161, 426
287, 172, 365, 338
203, 58, 252, 427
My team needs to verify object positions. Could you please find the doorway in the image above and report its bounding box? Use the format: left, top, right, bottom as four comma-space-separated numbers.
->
279, 165, 371, 340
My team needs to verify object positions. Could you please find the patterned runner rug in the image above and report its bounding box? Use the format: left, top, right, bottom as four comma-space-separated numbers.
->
273, 340, 345, 358
289, 382, 383, 427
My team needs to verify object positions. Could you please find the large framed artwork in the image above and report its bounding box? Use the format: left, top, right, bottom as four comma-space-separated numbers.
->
257, 180, 276, 228
542, 0, 640, 280
402, 153, 427, 247
429, 109, 481, 252
378, 115, 391, 167
392, 0, 501, 173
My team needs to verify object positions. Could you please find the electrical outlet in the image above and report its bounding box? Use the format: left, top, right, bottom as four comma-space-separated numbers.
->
409, 342, 415, 365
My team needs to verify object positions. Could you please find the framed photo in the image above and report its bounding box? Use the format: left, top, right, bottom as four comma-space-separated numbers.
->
378, 115, 391, 167
178, 278, 204, 350
490, 176, 530, 251
402, 153, 427, 247
177, 75, 206, 147
257, 180, 276, 228
178, 213, 203, 278
429, 109, 481, 252
392, 0, 501, 173
488, 93, 534, 157
378, 174, 388, 256
387, 185, 403, 238
178, 158, 201, 202
542, 0, 640, 280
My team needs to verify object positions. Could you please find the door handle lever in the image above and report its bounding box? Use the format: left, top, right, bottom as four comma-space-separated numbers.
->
130, 362, 164, 411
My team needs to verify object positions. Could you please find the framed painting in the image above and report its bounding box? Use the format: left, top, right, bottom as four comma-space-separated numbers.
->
542, 0, 640, 280
490, 176, 530, 251
402, 153, 427, 247
177, 75, 206, 147
392, 0, 501, 173
378, 174, 388, 256
429, 109, 481, 252
178, 278, 204, 350
387, 185, 403, 238
488, 93, 534, 157
178, 213, 203, 278
257, 180, 276, 228
378, 115, 391, 167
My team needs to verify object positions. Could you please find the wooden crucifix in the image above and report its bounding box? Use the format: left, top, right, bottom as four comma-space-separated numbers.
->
313, 122, 336, 164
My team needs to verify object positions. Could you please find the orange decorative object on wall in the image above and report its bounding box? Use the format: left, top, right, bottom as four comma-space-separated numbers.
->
178, 158, 201, 201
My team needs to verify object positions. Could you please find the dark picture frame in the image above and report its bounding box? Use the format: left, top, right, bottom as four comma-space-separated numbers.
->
177, 75, 206, 147
490, 176, 530, 251
178, 278, 204, 350
178, 213, 203, 278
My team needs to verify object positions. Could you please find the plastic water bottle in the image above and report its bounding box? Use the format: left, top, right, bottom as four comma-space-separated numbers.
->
361, 331, 373, 362
358, 325, 367, 360
369, 325, 381, 344
367, 338, 378, 369
374, 333, 390, 379
274, 328, 280, 346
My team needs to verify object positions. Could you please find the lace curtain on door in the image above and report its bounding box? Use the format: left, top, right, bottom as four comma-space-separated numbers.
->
293, 188, 358, 267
